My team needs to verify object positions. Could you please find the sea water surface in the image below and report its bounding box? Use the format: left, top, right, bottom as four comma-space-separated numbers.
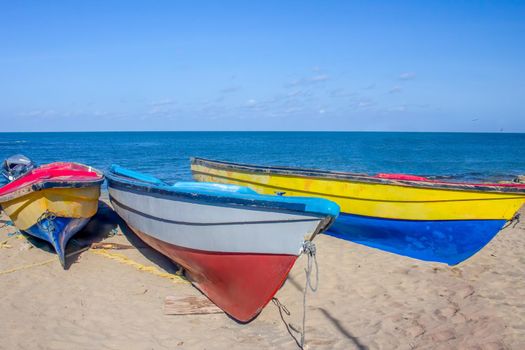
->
1, 132, 524, 184
1, 131, 524, 265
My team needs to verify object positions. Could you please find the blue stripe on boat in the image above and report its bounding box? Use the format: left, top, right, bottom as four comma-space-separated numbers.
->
25, 216, 91, 267
326, 213, 506, 265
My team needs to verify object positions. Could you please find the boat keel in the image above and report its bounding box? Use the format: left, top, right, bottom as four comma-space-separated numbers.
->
25, 216, 91, 268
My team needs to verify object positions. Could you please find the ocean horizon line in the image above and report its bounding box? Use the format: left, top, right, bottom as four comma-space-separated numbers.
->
1, 130, 524, 134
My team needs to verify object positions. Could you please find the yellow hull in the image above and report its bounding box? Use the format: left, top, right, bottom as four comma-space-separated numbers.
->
1, 186, 100, 231
191, 164, 525, 221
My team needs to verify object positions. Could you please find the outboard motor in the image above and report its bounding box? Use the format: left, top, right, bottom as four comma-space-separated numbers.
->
1, 154, 37, 182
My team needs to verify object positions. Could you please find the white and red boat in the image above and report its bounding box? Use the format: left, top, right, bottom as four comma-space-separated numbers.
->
106, 165, 339, 322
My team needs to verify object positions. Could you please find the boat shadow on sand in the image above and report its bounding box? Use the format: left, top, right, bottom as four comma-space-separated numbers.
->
21, 200, 179, 273
75, 199, 181, 274
89, 201, 179, 273
109, 212, 182, 276
20, 200, 119, 269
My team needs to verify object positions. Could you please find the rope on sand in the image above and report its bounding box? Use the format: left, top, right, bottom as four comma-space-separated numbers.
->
0, 257, 57, 275
0, 221, 19, 248
0, 234, 187, 284
0, 237, 13, 248
89, 249, 188, 284
0, 219, 14, 229
0, 232, 23, 248
0, 246, 90, 276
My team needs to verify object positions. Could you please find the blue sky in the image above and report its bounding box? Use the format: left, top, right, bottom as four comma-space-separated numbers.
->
1, 1, 524, 132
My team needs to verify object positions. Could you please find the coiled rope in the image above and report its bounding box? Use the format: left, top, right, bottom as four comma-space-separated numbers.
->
36, 210, 57, 234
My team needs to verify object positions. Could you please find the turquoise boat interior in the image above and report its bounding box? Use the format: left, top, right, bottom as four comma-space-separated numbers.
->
108, 165, 340, 219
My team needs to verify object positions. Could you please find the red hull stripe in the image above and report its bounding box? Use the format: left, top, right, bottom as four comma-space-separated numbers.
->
132, 227, 298, 322
0, 162, 103, 197
376, 173, 430, 181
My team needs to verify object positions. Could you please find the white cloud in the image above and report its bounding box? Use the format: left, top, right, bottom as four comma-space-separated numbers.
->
287, 74, 331, 87
310, 74, 329, 82
18, 109, 56, 117
150, 98, 176, 107
17, 109, 120, 120
330, 88, 356, 98
354, 99, 375, 110
389, 86, 402, 94
284, 106, 303, 114
399, 72, 416, 80
388, 105, 407, 112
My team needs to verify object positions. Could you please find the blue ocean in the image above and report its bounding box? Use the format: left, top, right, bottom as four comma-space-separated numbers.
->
1, 131, 524, 265
1, 132, 524, 184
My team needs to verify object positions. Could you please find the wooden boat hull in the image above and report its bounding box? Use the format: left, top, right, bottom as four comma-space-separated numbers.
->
190, 158, 525, 265
107, 165, 338, 322
0, 163, 103, 267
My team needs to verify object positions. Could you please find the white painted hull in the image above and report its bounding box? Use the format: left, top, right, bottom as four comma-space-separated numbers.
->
109, 187, 324, 256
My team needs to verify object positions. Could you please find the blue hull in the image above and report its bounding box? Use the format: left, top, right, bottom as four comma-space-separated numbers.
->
326, 213, 506, 265
25, 216, 91, 267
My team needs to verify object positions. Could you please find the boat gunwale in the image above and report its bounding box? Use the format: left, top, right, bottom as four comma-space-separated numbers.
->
0, 162, 104, 202
0, 179, 104, 203
191, 157, 525, 195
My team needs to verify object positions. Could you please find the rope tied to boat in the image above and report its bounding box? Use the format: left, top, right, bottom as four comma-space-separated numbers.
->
502, 213, 520, 229
36, 210, 57, 234
299, 240, 319, 349
303, 241, 319, 293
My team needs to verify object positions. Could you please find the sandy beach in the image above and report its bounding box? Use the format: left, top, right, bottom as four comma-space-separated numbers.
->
3, 0, 524, 348
1, 194, 523, 350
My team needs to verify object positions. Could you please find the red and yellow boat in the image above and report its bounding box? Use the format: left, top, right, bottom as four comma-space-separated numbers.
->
0, 155, 104, 267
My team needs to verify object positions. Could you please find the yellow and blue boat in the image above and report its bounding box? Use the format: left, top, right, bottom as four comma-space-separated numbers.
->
0, 155, 104, 268
191, 157, 525, 265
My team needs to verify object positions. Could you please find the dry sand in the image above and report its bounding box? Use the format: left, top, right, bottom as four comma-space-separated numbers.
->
1, 195, 524, 350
